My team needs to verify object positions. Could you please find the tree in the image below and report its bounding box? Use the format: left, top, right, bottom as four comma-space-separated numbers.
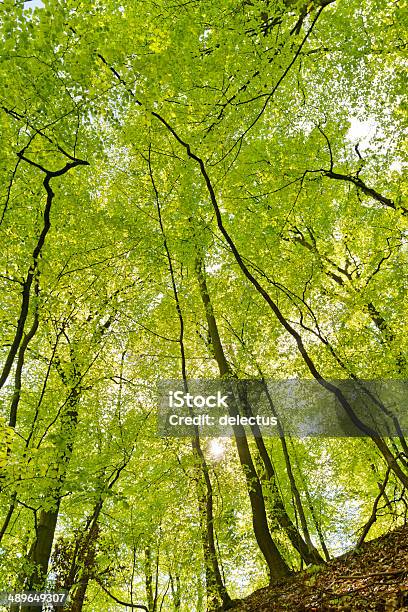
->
0, 0, 407, 609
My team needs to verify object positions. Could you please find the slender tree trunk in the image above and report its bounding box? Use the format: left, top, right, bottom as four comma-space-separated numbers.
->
147, 151, 232, 608
194, 459, 231, 610
67, 575, 91, 612
258, 381, 323, 563
0, 493, 16, 544
144, 546, 156, 612
223, 319, 324, 565
170, 574, 181, 611
0, 154, 88, 389
25, 388, 80, 609
288, 437, 331, 561
195, 258, 290, 580
62, 459, 131, 612
65, 521, 100, 612
9, 291, 39, 428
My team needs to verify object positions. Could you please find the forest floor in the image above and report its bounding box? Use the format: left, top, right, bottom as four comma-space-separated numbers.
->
227, 524, 408, 611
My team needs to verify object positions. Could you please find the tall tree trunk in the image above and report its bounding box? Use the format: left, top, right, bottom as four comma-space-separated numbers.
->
194, 455, 231, 610
223, 319, 324, 565
61, 458, 131, 612
65, 521, 100, 612
195, 258, 290, 580
258, 381, 323, 563
147, 150, 232, 608
26, 503, 62, 590
170, 573, 181, 611
287, 436, 331, 561
67, 574, 91, 612
0, 153, 88, 390
144, 546, 156, 612
25, 387, 80, 609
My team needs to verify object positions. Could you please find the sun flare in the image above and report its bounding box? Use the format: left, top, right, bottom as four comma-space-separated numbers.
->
209, 439, 226, 460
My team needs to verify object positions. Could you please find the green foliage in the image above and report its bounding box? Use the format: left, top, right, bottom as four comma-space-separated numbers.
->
0, 0, 407, 609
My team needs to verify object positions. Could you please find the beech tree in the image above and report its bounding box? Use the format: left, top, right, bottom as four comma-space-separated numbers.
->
0, 0, 407, 610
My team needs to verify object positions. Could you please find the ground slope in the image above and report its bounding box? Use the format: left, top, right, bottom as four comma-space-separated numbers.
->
228, 525, 408, 611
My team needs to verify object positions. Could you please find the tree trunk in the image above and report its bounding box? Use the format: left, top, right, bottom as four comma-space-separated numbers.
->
144, 546, 156, 612
148, 162, 232, 609
170, 573, 181, 611
195, 257, 290, 580
258, 381, 323, 563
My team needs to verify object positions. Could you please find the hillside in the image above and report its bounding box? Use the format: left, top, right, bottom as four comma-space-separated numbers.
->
228, 526, 408, 611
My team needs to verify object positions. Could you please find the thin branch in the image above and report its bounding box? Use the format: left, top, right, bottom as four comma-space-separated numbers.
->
95, 579, 148, 610
357, 465, 392, 548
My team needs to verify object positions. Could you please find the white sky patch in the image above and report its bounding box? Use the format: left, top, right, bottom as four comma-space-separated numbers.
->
199, 29, 212, 42
207, 262, 222, 274
389, 159, 405, 173
24, 0, 44, 9
346, 116, 404, 172
346, 117, 378, 152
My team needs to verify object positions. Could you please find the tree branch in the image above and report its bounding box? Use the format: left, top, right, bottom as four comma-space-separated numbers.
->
95, 579, 148, 611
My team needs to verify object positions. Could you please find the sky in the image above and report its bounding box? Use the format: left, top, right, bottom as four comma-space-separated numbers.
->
24, 0, 44, 9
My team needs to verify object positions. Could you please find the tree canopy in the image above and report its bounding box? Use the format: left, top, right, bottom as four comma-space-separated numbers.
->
0, 0, 407, 610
